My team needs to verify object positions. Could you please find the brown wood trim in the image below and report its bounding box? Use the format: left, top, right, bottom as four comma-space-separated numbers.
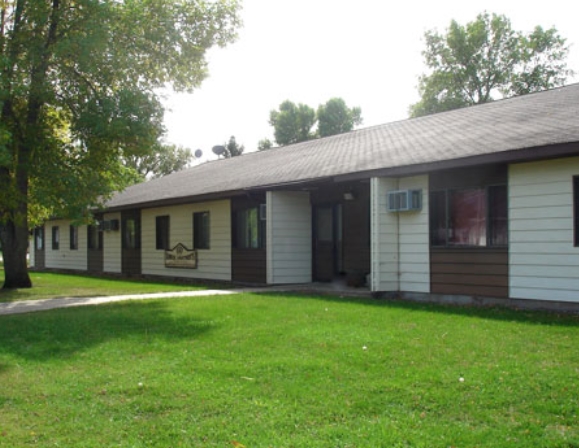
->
429, 165, 507, 190
232, 248, 266, 283
430, 248, 509, 265
431, 273, 508, 288
230, 193, 266, 212
430, 247, 508, 298
431, 263, 507, 275
87, 250, 103, 273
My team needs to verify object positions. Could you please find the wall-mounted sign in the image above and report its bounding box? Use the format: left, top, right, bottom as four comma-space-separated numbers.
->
165, 243, 197, 269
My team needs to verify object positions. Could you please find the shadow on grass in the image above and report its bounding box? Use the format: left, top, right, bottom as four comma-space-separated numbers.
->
257, 291, 579, 328
0, 300, 215, 362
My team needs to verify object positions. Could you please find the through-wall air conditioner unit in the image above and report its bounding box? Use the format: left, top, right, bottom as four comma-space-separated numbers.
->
259, 204, 267, 221
387, 189, 422, 212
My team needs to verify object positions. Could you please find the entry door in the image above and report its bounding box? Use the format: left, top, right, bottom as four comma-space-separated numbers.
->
34, 227, 45, 269
87, 224, 104, 273
313, 205, 343, 281
121, 211, 141, 276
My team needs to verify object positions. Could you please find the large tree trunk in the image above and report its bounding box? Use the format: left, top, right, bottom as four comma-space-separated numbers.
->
0, 0, 60, 290
0, 220, 31, 289
1, 89, 33, 289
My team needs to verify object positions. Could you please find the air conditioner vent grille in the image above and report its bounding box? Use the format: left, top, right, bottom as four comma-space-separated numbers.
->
387, 189, 422, 212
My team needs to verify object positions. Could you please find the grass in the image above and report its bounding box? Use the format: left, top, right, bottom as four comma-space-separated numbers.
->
0, 292, 578, 447
0, 268, 207, 303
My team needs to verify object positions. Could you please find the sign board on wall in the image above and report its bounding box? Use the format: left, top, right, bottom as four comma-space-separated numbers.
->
165, 243, 197, 269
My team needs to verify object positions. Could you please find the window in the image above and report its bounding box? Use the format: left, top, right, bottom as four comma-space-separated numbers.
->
52, 226, 60, 250
430, 185, 508, 247
123, 218, 140, 249
69, 226, 78, 250
35, 228, 44, 250
193, 212, 210, 249
316, 207, 334, 243
87, 224, 102, 250
233, 207, 265, 249
156, 215, 170, 250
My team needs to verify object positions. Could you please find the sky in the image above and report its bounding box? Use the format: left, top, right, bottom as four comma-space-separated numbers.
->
161, 0, 579, 162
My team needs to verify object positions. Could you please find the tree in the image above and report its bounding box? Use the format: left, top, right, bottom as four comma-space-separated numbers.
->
409, 12, 572, 117
223, 136, 244, 158
317, 98, 363, 138
257, 138, 273, 151
122, 144, 194, 181
269, 98, 363, 146
269, 100, 316, 146
0, 0, 240, 288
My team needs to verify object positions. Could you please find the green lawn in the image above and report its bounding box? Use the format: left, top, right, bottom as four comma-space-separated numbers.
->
1, 292, 578, 447
0, 268, 206, 302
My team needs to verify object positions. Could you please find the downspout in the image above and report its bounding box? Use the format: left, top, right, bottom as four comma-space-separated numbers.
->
396, 179, 401, 293
266, 191, 273, 284
370, 178, 380, 292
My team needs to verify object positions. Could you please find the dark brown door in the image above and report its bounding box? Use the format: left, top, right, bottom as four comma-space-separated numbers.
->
121, 211, 141, 276
87, 223, 104, 273
313, 205, 342, 281
33, 227, 45, 269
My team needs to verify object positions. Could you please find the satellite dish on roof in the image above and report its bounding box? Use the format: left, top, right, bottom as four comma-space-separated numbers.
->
194, 149, 203, 158
212, 145, 226, 157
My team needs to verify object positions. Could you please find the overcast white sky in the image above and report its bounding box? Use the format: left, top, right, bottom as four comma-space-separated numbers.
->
162, 0, 579, 162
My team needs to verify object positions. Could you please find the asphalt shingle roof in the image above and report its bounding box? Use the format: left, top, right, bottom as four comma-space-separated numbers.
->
106, 84, 579, 210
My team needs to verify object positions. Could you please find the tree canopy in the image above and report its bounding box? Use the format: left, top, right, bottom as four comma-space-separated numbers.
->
122, 144, 194, 181
257, 138, 273, 151
269, 101, 317, 146
0, 0, 240, 288
317, 98, 362, 138
409, 12, 573, 117
269, 98, 362, 146
223, 136, 244, 158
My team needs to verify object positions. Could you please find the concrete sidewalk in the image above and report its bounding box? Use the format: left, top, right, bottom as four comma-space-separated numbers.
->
0, 290, 239, 316
0, 282, 371, 316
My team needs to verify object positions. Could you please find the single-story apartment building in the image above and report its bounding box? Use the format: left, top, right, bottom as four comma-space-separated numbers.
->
30, 84, 579, 309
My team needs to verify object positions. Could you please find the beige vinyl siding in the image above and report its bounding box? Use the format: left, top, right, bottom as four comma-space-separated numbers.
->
266, 191, 312, 284
509, 157, 579, 302
398, 175, 430, 293
141, 200, 231, 281
370, 176, 430, 293
103, 212, 122, 273
29, 236, 35, 267
44, 220, 87, 271
370, 177, 399, 292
